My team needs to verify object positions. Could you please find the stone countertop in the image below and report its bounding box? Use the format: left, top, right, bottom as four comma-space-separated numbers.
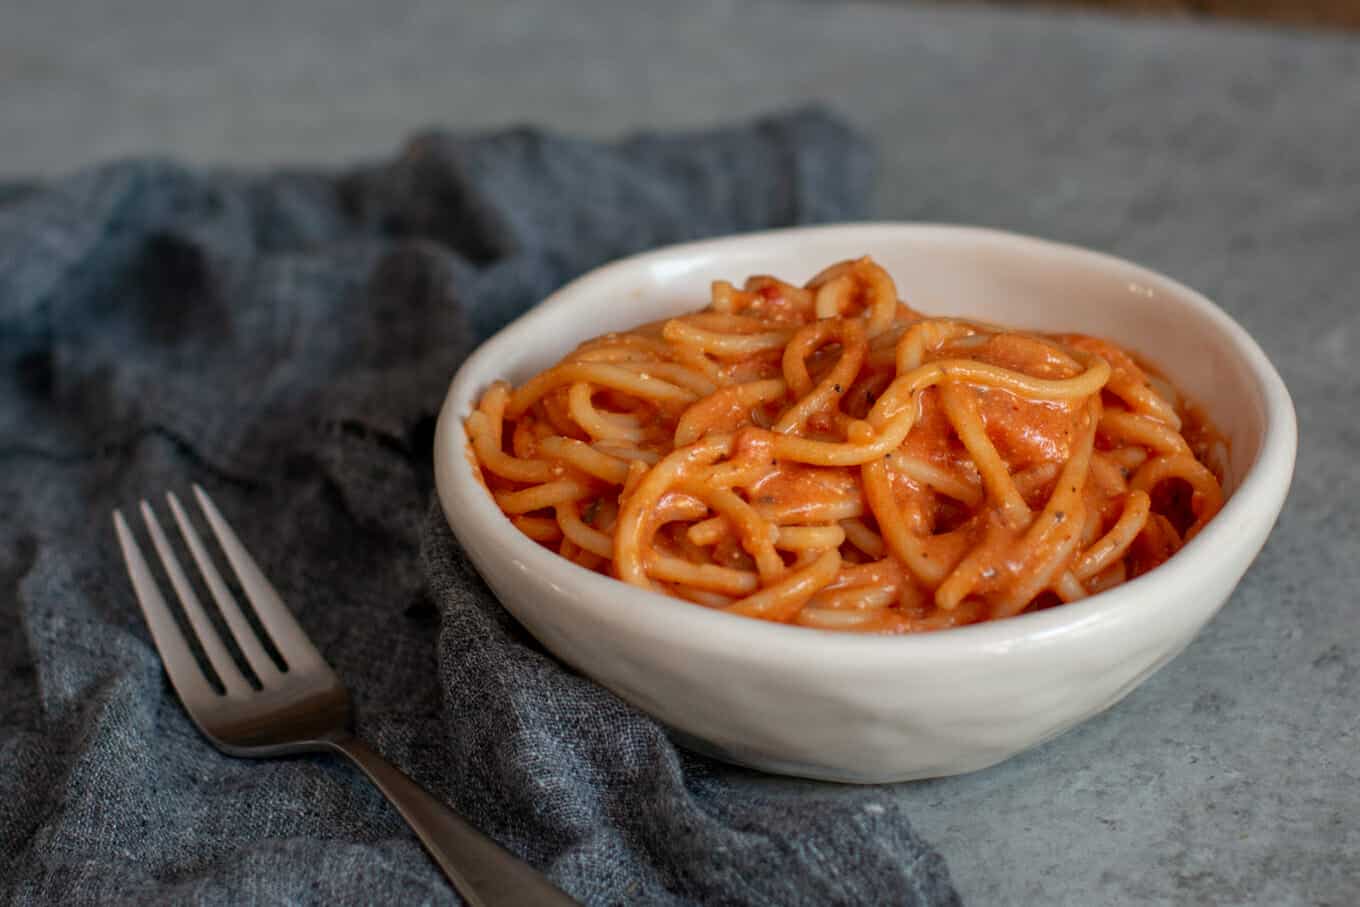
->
4, 0, 1356, 903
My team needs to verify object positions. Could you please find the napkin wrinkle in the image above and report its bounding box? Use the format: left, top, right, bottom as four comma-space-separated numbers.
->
0, 107, 959, 907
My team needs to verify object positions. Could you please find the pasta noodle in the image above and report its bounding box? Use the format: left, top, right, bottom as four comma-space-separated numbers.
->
467, 256, 1226, 633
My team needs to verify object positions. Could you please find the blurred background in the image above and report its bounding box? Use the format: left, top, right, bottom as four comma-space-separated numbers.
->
4, 0, 1356, 179
1001, 0, 1358, 27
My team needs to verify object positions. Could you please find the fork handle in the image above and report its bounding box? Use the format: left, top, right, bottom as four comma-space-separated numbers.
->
327, 736, 580, 906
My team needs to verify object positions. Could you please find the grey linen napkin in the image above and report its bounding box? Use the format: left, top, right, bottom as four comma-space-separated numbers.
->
0, 109, 960, 906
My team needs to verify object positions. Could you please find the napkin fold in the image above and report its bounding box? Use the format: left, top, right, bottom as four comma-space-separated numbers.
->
0, 108, 959, 906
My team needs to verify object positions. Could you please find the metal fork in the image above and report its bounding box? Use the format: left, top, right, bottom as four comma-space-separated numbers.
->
113, 485, 579, 907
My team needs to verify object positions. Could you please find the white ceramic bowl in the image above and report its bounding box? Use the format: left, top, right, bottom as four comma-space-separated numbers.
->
433, 224, 1296, 783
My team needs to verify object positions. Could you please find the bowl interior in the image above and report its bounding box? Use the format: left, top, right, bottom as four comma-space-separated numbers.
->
481, 225, 1266, 493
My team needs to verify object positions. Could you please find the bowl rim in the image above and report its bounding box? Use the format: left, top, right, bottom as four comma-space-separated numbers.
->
434, 222, 1298, 664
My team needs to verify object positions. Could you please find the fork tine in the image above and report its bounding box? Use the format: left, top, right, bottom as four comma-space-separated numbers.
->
167, 491, 284, 685
140, 502, 252, 697
113, 510, 221, 707
191, 484, 327, 672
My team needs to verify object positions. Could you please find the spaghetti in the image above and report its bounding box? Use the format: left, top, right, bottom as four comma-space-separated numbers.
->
467, 257, 1226, 632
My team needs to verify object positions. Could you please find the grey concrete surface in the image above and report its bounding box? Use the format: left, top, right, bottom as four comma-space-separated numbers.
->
4, 0, 1358, 903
